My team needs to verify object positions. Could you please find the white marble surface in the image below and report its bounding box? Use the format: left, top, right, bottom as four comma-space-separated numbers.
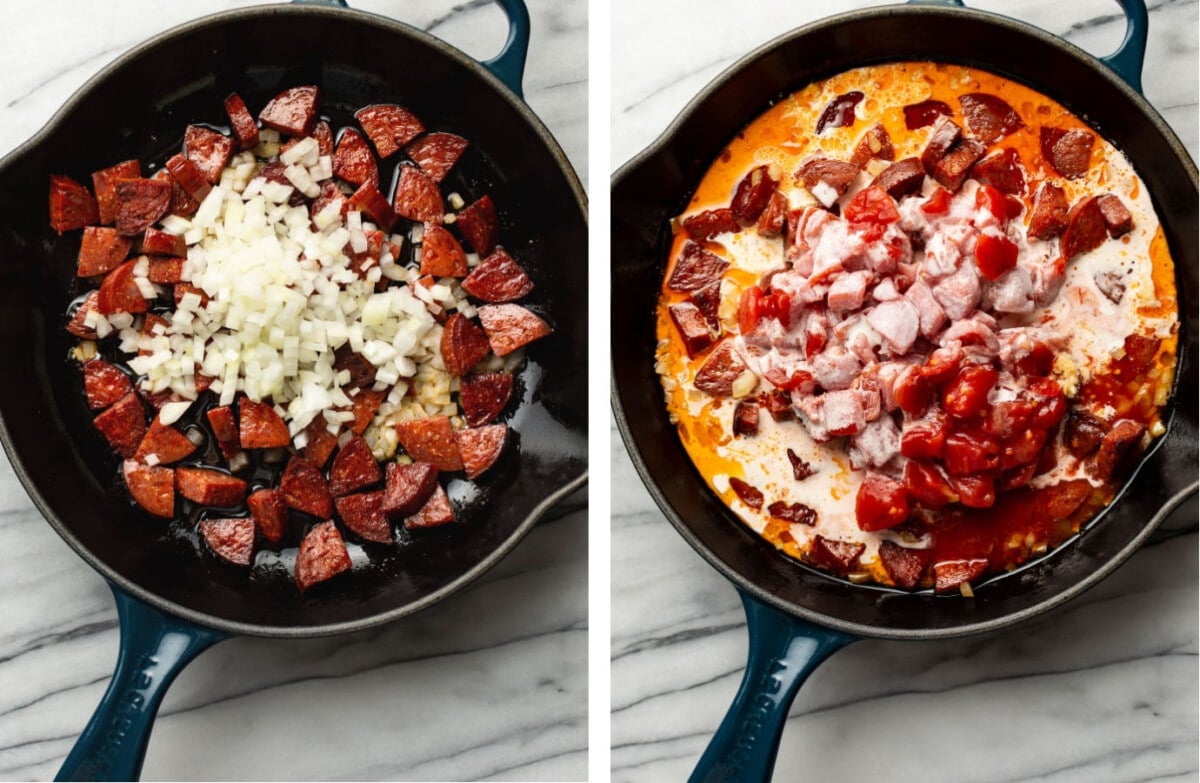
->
611, 1, 1198, 781
0, 1, 587, 780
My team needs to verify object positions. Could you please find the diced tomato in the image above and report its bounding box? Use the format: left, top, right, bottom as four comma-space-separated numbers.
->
737, 287, 790, 333
1000, 427, 1048, 470
985, 399, 1035, 439
975, 183, 1008, 224
855, 473, 910, 531
1028, 378, 1067, 429
1004, 195, 1024, 219
949, 474, 996, 508
974, 234, 1019, 280
893, 367, 931, 414
921, 187, 951, 215
844, 185, 899, 225
920, 350, 960, 386
900, 415, 947, 460
942, 365, 997, 420
903, 461, 959, 508
1013, 341, 1054, 377
943, 431, 1000, 475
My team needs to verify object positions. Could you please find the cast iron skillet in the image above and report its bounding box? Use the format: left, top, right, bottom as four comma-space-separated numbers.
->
0, 0, 587, 779
611, 0, 1196, 780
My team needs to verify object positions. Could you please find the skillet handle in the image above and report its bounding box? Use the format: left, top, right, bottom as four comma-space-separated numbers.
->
689, 591, 855, 783
907, 0, 1149, 94
1099, 0, 1149, 94
55, 585, 226, 782
291, 0, 530, 98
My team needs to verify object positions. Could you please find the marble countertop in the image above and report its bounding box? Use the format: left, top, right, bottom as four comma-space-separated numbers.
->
611, 2, 1198, 782
0, 1, 587, 780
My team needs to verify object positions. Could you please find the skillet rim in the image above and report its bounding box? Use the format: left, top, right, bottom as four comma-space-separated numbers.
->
0, 2, 588, 639
610, 2, 1198, 640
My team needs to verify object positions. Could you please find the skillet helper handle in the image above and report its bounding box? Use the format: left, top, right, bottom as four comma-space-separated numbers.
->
290, 0, 530, 98
907, 0, 1149, 94
56, 586, 226, 782
689, 592, 855, 783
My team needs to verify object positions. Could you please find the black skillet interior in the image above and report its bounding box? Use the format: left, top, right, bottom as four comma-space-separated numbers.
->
611, 5, 1198, 639
0, 5, 586, 634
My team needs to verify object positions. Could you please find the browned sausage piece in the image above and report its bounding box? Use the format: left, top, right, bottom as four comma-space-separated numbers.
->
669, 302, 716, 358
295, 520, 352, 591
795, 157, 859, 204
347, 181, 396, 231
1027, 182, 1070, 240
49, 174, 100, 234
933, 558, 988, 594
223, 92, 261, 150
301, 419, 340, 468
903, 99, 952, 130
920, 117, 962, 174
1061, 196, 1108, 259
682, 208, 740, 240
355, 104, 425, 159
329, 435, 383, 497
668, 241, 729, 291
815, 91, 864, 134
871, 157, 925, 199
184, 125, 236, 184
381, 461, 439, 517
1040, 127, 1095, 180
878, 540, 929, 590
959, 93, 1024, 143
392, 165, 444, 222
456, 195, 500, 256
92, 160, 141, 225
756, 191, 788, 238
1064, 408, 1108, 457
732, 400, 759, 436
133, 418, 197, 465
461, 248, 534, 303
454, 424, 508, 479
83, 360, 133, 411
406, 132, 470, 183
404, 485, 456, 530
809, 536, 866, 577
477, 304, 552, 356
247, 488, 289, 544
164, 154, 212, 203
730, 165, 779, 224
238, 398, 291, 449
122, 460, 175, 518
153, 168, 200, 218
693, 340, 749, 397
689, 279, 721, 332
348, 388, 385, 435
420, 222, 468, 277
1091, 420, 1146, 481
280, 455, 334, 518
440, 313, 491, 376
259, 85, 319, 137
141, 227, 186, 257
971, 148, 1026, 195
77, 227, 133, 277
333, 128, 379, 187
850, 124, 895, 168
146, 257, 184, 284
176, 467, 247, 507
459, 373, 514, 427
96, 259, 151, 315
395, 416, 464, 472
67, 291, 102, 339
1093, 269, 1126, 304
931, 139, 986, 192
1095, 194, 1134, 237
333, 345, 376, 389
335, 491, 393, 543
1040, 479, 1094, 521
113, 178, 171, 236
199, 517, 255, 566
93, 391, 148, 458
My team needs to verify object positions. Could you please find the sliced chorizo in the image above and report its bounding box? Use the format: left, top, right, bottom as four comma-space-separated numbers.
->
258, 85, 319, 137
870, 157, 925, 198
1027, 182, 1070, 240
247, 488, 289, 544
380, 461, 439, 518
1096, 194, 1133, 237
184, 125, 235, 184
49, 174, 99, 233
458, 373, 514, 427
394, 416, 463, 472
406, 132, 469, 182
335, 491, 393, 543
668, 241, 729, 291
92, 160, 141, 225
959, 93, 1024, 143
83, 360, 133, 411
1061, 196, 1107, 259
730, 165, 778, 224
440, 313, 491, 376
392, 165, 443, 222
113, 178, 171, 236
355, 104, 425, 159
456, 194, 499, 256
477, 304, 552, 356
295, 520, 351, 591
454, 424, 508, 479
280, 455, 334, 518
971, 148, 1025, 195
122, 460, 175, 518
333, 128, 379, 187
176, 467, 247, 507
133, 417, 197, 465
693, 340, 749, 397
1040, 127, 1094, 180
329, 435, 383, 497
420, 222, 468, 277
199, 517, 255, 566
77, 227, 132, 277
461, 248, 533, 302
223, 92, 261, 150
238, 398, 291, 448
347, 180, 396, 231
206, 405, 241, 459
96, 259, 151, 315
403, 485, 455, 530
